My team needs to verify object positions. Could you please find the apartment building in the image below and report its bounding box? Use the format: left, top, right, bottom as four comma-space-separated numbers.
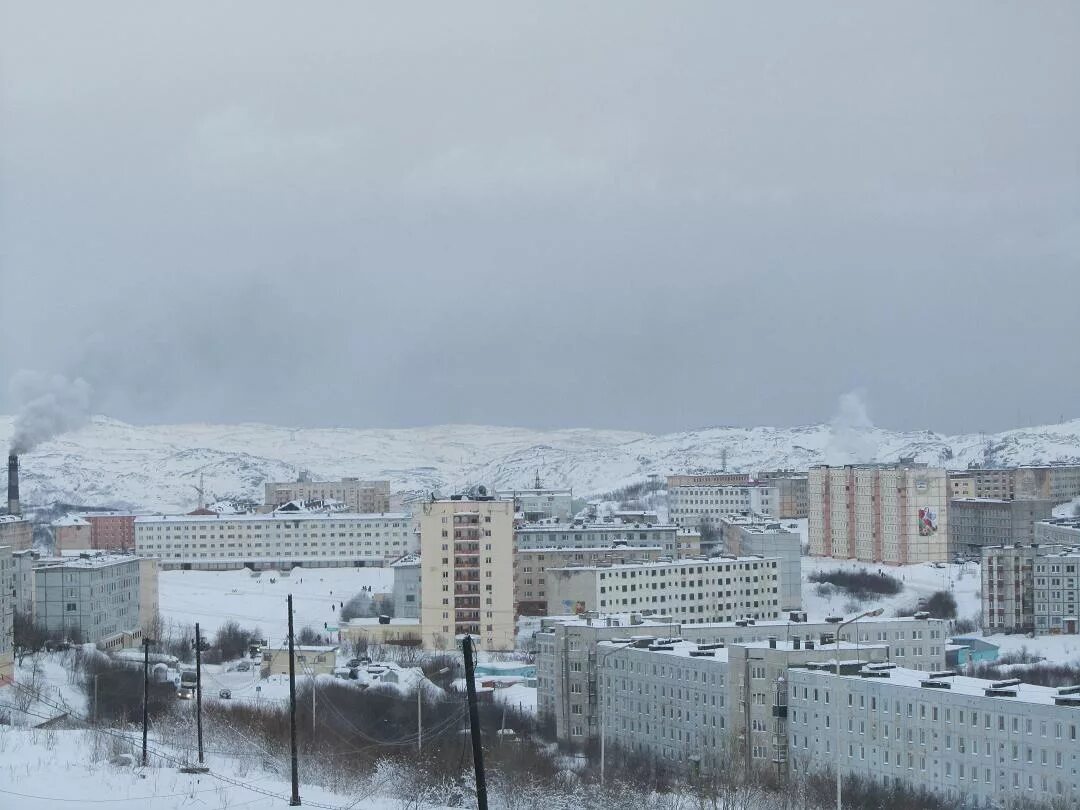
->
138, 557, 160, 635
755, 472, 809, 519
392, 555, 421, 620
682, 614, 947, 672
534, 612, 680, 744
10, 549, 37, 619
52, 515, 92, 551
676, 528, 701, 558
418, 497, 514, 651
808, 461, 949, 564
83, 512, 138, 550
0, 546, 12, 684
981, 545, 1039, 634
0, 515, 32, 551
669, 480, 779, 529
948, 498, 1055, 559
1036, 517, 1080, 546
788, 664, 1080, 807
949, 464, 1080, 504
33, 553, 148, 649
717, 513, 802, 610
545, 557, 783, 624
515, 518, 678, 554
515, 546, 664, 616
1033, 547, 1080, 635
134, 510, 414, 570
495, 486, 573, 521
264, 478, 391, 514
262, 644, 339, 677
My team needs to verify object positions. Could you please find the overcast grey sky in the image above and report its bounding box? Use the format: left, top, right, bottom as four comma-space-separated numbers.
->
1, 3, 1077, 435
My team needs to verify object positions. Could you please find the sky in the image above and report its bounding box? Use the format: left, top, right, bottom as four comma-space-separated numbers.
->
1, 3, 1077, 435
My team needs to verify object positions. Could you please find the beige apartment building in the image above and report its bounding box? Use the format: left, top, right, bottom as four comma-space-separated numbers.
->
262, 644, 339, 677
514, 545, 664, 616
418, 497, 515, 651
0, 515, 32, 551
808, 460, 949, 564
755, 471, 810, 519
948, 464, 1080, 503
264, 478, 391, 513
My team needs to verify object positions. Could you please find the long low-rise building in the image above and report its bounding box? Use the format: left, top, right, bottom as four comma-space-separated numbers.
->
135, 510, 414, 570
669, 482, 779, 529
515, 545, 664, 616
515, 519, 678, 554
545, 556, 783, 625
947, 497, 1054, 559
788, 663, 1080, 807
1036, 517, 1080, 546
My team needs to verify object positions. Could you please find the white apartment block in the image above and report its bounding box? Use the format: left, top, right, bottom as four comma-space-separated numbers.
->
1033, 546, 1080, 636
418, 498, 515, 651
534, 613, 680, 744
788, 664, 1080, 807
33, 553, 146, 650
514, 546, 664, 616
135, 510, 413, 570
981, 545, 1039, 634
669, 482, 779, 529
264, 478, 391, 513
808, 461, 949, 564
495, 487, 573, 521
1036, 517, 1080, 546
681, 614, 948, 672
544, 557, 782, 624
0, 546, 12, 684
515, 518, 678, 554
717, 513, 802, 610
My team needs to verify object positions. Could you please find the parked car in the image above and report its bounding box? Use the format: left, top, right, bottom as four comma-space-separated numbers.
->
347, 658, 363, 668
177, 686, 194, 699
218, 689, 232, 699
236, 661, 251, 672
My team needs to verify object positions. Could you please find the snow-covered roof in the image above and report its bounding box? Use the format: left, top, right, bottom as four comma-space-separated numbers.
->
537, 612, 679, 631
545, 554, 777, 573
268, 644, 338, 653
52, 515, 91, 527
345, 617, 420, 627
690, 614, 945, 630
35, 553, 141, 570
0, 514, 28, 524
517, 545, 665, 554
597, 638, 730, 663
390, 554, 420, 568
135, 511, 409, 524
516, 519, 677, 531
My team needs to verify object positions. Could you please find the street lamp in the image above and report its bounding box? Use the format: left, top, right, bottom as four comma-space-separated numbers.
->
834, 607, 883, 810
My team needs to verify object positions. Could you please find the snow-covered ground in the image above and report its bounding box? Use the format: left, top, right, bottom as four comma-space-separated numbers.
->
158, 566, 393, 644
4, 413, 1080, 511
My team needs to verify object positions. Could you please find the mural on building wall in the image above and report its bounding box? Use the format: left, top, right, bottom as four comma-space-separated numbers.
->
918, 507, 938, 536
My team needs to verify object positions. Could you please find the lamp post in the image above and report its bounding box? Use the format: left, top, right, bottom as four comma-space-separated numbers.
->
834, 607, 883, 810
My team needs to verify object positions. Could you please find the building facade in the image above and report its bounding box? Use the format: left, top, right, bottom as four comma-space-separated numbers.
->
669, 482, 779, 529
418, 498, 515, 651
52, 515, 92, 551
264, 479, 391, 514
947, 498, 1054, 559
33, 553, 146, 649
1033, 546, 1080, 636
535, 613, 680, 744
788, 664, 1080, 807
515, 519, 678, 554
134, 510, 414, 570
755, 472, 810, 519
515, 546, 664, 616
0, 546, 12, 684
545, 557, 782, 624
948, 464, 1080, 504
981, 545, 1039, 634
261, 644, 339, 677
1036, 517, 1080, 546
808, 461, 949, 564
0, 515, 32, 551
83, 513, 138, 550
495, 487, 573, 521
391, 555, 421, 620
717, 514, 802, 610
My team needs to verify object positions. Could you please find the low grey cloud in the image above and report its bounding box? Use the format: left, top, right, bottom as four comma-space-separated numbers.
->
1, 3, 1077, 434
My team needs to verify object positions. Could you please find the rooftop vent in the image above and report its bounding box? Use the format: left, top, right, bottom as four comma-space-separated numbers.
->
1056, 685, 1080, 696
927, 670, 957, 679
991, 679, 1022, 689
913, 611, 930, 620
824, 616, 842, 624
689, 650, 715, 657
985, 688, 1018, 698
920, 680, 951, 689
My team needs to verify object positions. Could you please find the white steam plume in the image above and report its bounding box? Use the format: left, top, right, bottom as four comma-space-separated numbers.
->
9, 371, 93, 454
826, 389, 877, 464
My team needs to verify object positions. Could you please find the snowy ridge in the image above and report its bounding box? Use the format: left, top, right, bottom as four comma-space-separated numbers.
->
1, 414, 1079, 513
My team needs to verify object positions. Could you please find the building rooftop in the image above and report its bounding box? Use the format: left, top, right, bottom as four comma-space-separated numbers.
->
268, 645, 339, 653
0, 514, 28, 524
52, 515, 91, 527
346, 617, 420, 627
545, 555, 778, 573
537, 612, 678, 632
804, 664, 1078, 708
390, 554, 420, 568
516, 519, 677, 531
517, 545, 665, 554
1039, 517, 1080, 530
690, 614, 944, 631
597, 638, 731, 663
135, 511, 409, 524
34, 552, 141, 570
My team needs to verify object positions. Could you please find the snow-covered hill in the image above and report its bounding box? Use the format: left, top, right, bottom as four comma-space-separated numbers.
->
2, 415, 1079, 513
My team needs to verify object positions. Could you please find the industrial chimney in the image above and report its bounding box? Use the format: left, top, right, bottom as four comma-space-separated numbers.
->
7, 454, 20, 516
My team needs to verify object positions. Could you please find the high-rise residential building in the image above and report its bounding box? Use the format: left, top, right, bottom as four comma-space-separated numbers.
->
981, 544, 1040, 634
755, 471, 810, 518
514, 545, 664, 616
1036, 517, 1080, 546
52, 515, 92, 551
264, 478, 391, 513
33, 553, 149, 650
668, 479, 780, 529
1033, 546, 1080, 636
515, 518, 678, 554
808, 460, 949, 564
947, 498, 1055, 559
535, 612, 680, 745
0, 546, 12, 685
418, 497, 514, 651
544, 556, 783, 624
391, 555, 421, 620
134, 509, 414, 570
83, 512, 138, 550
788, 663, 1080, 806
495, 486, 573, 521
717, 513, 802, 610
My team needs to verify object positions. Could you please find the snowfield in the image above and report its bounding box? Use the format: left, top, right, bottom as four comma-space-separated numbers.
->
2, 413, 1079, 511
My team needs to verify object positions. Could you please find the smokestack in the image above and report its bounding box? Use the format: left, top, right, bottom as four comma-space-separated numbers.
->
7, 454, 20, 516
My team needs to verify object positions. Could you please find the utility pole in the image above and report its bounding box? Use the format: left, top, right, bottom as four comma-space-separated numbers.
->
417, 684, 422, 753
287, 594, 301, 806
461, 635, 488, 810
195, 623, 205, 765
142, 637, 151, 767
93, 674, 99, 724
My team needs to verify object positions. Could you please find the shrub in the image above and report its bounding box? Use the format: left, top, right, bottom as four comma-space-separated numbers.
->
923, 590, 957, 620
213, 620, 261, 661
807, 568, 902, 599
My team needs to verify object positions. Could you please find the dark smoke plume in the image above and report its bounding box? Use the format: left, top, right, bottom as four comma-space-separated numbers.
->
9, 371, 92, 453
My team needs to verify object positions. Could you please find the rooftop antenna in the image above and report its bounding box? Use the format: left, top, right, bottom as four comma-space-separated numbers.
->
534, 469, 543, 490
720, 447, 728, 472
193, 473, 206, 510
